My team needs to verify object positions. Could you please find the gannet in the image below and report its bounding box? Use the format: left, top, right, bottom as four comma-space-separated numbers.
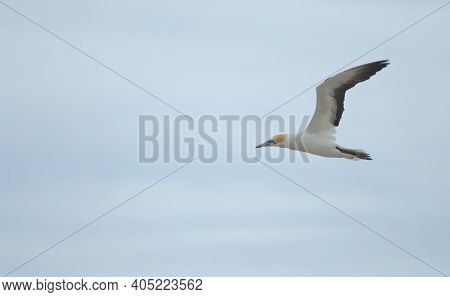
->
256, 60, 389, 160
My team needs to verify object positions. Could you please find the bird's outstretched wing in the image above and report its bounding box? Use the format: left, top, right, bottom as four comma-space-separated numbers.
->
306, 60, 389, 137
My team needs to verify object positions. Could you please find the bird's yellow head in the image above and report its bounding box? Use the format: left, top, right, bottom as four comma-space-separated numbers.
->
256, 134, 287, 148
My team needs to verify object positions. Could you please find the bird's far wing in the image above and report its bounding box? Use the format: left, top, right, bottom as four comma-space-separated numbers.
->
306, 60, 389, 137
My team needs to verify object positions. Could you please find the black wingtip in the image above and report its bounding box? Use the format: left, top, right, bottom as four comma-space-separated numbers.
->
355, 60, 390, 75
375, 59, 390, 66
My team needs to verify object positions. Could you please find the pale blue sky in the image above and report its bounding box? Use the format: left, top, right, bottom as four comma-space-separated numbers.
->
1, 0, 450, 276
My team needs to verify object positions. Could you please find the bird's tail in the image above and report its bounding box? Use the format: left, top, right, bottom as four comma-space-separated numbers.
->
336, 146, 372, 161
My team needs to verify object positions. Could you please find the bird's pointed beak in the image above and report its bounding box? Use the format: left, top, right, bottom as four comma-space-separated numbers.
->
256, 140, 276, 148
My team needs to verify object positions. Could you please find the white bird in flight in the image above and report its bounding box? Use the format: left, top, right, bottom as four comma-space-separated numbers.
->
256, 60, 389, 160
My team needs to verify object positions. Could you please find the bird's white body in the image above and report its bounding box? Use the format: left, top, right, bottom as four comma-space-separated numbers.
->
257, 60, 389, 161
281, 132, 364, 160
